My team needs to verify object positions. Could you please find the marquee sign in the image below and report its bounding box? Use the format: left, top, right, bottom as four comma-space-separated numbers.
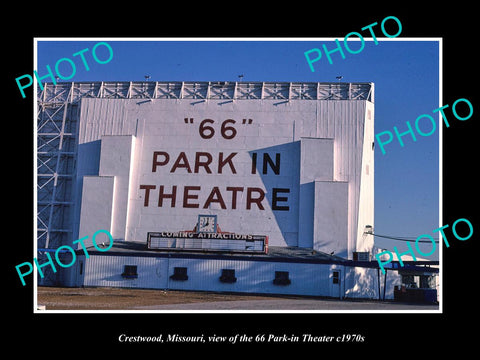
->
147, 215, 268, 254
147, 232, 268, 253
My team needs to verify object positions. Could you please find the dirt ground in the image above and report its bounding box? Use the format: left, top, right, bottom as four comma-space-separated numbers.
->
37, 286, 439, 311
36, 286, 287, 310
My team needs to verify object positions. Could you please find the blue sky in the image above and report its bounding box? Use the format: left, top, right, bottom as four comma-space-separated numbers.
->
36, 38, 440, 259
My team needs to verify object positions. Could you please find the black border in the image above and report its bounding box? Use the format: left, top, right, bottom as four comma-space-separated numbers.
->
7, 6, 478, 353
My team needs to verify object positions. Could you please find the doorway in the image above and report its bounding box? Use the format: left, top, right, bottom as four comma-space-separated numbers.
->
331, 269, 342, 299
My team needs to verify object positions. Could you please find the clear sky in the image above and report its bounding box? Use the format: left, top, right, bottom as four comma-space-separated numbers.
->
36, 38, 440, 259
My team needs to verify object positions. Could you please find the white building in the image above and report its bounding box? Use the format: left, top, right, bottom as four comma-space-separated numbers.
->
37, 81, 437, 302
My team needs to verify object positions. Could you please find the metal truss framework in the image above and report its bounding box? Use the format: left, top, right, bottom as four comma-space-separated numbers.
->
36, 81, 373, 284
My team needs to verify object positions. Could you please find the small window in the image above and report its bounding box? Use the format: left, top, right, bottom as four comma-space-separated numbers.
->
122, 265, 138, 279
353, 251, 370, 261
273, 271, 291, 286
219, 269, 237, 283
332, 271, 340, 284
170, 267, 188, 281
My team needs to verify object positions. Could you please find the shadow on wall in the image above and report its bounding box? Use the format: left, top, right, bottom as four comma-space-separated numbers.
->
77, 140, 102, 176
73, 140, 102, 240
345, 267, 386, 300
248, 141, 300, 247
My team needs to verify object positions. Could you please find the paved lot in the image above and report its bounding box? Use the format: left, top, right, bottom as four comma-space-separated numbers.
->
133, 298, 439, 311
37, 286, 439, 311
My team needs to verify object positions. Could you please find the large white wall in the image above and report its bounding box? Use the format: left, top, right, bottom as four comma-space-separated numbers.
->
74, 86, 374, 258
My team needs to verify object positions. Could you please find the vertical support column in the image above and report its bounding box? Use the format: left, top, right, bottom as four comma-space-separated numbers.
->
98, 135, 136, 241
356, 100, 375, 255
298, 138, 334, 248
78, 176, 115, 246
78, 135, 135, 244
313, 181, 349, 258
